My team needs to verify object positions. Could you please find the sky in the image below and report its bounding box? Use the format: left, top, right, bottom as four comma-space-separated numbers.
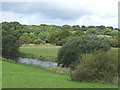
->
1, 0, 119, 28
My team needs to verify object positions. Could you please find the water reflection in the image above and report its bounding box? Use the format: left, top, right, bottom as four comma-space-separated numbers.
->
18, 57, 57, 68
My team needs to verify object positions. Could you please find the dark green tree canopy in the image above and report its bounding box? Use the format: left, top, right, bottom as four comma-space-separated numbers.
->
57, 35, 110, 66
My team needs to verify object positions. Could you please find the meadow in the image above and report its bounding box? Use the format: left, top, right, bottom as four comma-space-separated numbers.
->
19, 44, 61, 62
2, 60, 118, 88
2, 44, 119, 88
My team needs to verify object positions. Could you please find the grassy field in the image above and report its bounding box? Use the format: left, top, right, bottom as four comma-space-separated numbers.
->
19, 44, 61, 62
2, 60, 118, 88
19, 44, 119, 62
3, 45, 118, 88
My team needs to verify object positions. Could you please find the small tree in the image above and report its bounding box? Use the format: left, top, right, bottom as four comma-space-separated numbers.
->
86, 28, 98, 35
73, 30, 84, 36
48, 30, 72, 45
19, 35, 31, 44
33, 39, 46, 44
104, 28, 112, 35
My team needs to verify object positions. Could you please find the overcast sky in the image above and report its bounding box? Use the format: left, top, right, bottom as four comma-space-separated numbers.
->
1, 0, 119, 28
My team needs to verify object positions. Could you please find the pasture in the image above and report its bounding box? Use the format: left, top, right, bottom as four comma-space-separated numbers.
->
2, 60, 118, 88
2, 44, 119, 88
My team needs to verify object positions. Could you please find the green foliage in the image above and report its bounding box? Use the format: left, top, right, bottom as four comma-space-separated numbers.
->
48, 30, 72, 45
71, 50, 118, 82
38, 32, 49, 41
57, 35, 110, 66
104, 28, 112, 35
2, 22, 22, 59
106, 37, 118, 47
2, 21, 118, 47
73, 30, 84, 36
72, 25, 80, 31
118, 38, 120, 48
110, 30, 119, 39
86, 28, 98, 35
33, 39, 46, 44
19, 35, 32, 44
96, 25, 105, 32
62, 25, 72, 31
29, 32, 36, 41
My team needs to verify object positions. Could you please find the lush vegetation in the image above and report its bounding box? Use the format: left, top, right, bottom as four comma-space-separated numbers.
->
2, 59, 118, 88
2, 22, 23, 59
71, 49, 118, 83
2, 21, 120, 48
2, 21, 119, 88
57, 35, 110, 67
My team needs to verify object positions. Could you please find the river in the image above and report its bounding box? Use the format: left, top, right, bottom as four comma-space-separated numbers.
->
18, 57, 58, 68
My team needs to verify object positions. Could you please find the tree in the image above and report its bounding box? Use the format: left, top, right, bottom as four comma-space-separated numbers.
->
110, 30, 118, 39
62, 25, 72, 31
2, 22, 22, 60
96, 25, 105, 32
86, 28, 98, 35
87, 26, 95, 28
104, 28, 112, 35
81, 25, 87, 31
29, 32, 36, 42
57, 35, 110, 67
19, 35, 32, 44
33, 39, 46, 44
72, 25, 80, 31
48, 30, 72, 45
73, 30, 84, 36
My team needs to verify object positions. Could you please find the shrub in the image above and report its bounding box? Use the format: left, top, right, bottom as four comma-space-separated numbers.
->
33, 39, 46, 44
19, 35, 32, 44
71, 50, 118, 82
106, 37, 118, 47
57, 35, 110, 66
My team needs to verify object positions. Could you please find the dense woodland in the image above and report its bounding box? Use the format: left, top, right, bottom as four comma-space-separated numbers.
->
2, 21, 120, 59
2, 21, 120, 45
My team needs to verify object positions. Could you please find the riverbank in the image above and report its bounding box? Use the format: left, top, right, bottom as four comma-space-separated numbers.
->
19, 44, 61, 62
2, 59, 118, 88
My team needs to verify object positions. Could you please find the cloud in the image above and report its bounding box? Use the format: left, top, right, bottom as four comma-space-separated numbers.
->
2, 2, 93, 20
1, 0, 119, 27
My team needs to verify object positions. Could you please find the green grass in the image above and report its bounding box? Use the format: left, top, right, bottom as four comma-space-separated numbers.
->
4, 45, 118, 88
2, 60, 118, 88
19, 44, 61, 62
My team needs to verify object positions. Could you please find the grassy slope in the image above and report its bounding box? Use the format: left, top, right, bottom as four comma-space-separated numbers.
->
2, 61, 118, 88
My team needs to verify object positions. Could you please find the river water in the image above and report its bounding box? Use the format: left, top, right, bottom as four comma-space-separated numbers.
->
18, 57, 58, 68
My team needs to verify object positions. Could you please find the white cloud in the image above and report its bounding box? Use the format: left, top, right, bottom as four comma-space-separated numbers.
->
1, 0, 119, 28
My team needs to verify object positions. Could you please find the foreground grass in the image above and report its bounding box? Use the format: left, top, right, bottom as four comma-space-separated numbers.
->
2, 61, 118, 88
19, 44, 61, 62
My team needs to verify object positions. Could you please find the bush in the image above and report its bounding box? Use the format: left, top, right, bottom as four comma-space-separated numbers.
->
57, 35, 110, 66
33, 39, 46, 44
71, 50, 118, 82
106, 37, 118, 47
19, 35, 32, 44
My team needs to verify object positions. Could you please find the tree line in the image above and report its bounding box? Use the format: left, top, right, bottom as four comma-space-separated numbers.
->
2, 21, 120, 59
